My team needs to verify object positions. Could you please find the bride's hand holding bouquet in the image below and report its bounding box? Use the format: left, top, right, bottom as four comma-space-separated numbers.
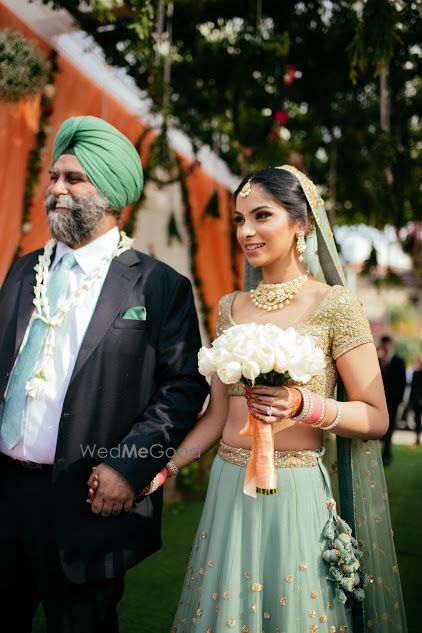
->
198, 323, 326, 497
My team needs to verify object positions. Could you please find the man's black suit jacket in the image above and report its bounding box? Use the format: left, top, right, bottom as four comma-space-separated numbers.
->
0, 247, 209, 583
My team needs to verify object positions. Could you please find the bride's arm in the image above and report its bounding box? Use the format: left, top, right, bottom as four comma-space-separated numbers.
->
87, 375, 229, 501
248, 342, 388, 440
330, 342, 388, 439
171, 375, 229, 469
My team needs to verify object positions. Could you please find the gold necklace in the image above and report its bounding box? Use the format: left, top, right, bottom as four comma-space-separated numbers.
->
250, 273, 308, 311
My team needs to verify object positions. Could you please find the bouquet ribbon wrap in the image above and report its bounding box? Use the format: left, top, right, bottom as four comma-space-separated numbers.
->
240, 413, 285, 497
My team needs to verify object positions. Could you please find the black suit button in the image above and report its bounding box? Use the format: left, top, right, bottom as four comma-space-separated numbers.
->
4, 372, 9, 381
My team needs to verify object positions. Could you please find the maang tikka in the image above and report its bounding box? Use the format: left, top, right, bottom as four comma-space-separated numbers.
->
239, 177, 252, 198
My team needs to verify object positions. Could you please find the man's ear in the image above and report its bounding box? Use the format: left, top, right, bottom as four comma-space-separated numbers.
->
107, 207, 121, 219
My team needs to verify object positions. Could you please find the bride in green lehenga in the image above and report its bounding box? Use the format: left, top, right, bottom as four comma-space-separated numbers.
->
168, 166, 407, 633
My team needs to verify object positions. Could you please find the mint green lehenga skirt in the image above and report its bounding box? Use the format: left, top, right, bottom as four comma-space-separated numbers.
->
171, 441, 353, 633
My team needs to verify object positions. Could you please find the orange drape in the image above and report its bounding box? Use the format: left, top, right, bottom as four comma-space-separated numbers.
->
0, 97, 41, 282
19, 54, 151, 254
181, 157, 242, 333
0, 3, 51, 282
0, 3, 242, 337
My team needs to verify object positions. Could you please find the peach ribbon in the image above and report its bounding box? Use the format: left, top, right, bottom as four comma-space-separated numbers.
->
239, 414, 285, 498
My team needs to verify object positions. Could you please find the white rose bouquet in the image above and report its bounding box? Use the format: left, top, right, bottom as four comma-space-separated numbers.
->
198, 323, 325, 496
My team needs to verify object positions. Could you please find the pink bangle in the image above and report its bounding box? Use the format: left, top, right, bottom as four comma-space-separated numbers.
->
302, 392, 325, 426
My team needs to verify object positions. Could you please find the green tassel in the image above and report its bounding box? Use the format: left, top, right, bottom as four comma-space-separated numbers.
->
256, 487, 277, 495
322, 502, 367, 607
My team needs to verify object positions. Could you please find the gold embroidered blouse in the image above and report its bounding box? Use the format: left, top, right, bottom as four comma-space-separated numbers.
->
215, 285, 374, 397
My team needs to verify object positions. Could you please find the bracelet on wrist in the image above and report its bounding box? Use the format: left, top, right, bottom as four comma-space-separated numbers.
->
290, 389, 333, 428
166, 459, 179, 478
311, 397, 327, 428
291, 387, 313, 423
320, 399, 343, 431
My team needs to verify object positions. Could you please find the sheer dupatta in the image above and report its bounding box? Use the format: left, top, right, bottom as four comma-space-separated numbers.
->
244, 165, 407, 633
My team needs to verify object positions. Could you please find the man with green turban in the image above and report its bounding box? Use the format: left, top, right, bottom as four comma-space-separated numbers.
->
0, 116, 208, 632
53, 115, 143, 211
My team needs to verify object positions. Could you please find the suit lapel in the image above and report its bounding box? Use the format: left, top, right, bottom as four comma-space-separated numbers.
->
69, 249, 143, 383
14, 261, 38, 358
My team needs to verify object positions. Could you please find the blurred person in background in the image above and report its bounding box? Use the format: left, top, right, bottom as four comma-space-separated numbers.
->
378, 335, 407, 465
409, 356, 422, 446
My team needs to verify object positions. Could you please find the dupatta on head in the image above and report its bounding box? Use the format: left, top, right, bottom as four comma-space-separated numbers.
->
244, 165, 407, 633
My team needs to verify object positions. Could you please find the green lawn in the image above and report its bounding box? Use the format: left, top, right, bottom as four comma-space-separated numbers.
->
33, 444, 420, 632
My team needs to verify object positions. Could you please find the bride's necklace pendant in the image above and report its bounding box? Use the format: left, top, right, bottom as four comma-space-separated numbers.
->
250, 273, 308, 311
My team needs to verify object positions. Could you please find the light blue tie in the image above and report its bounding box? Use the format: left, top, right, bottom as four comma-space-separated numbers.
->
0, 253, 77, 449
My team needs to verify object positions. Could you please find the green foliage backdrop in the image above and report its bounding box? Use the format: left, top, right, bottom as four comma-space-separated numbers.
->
39, 1, 421, 233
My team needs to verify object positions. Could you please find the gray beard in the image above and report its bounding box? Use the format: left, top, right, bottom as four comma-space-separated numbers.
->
45, 192, 110, 245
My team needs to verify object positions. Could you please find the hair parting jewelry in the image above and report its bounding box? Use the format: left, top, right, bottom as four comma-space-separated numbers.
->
239, 177, 253, 198
250, 273, 308, 311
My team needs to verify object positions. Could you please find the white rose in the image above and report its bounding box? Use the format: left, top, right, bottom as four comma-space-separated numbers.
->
308, 347, 326, 375
241, 360, 261, 381
217, 361, 243, 384
212, 348, 233, 365
287, 352, 313, 383
198, 347, 216, 376
251, 344, 275, 374
274, 349, 289, 374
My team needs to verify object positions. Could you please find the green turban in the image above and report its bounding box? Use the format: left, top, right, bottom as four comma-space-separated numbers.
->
52, 115, 143, 210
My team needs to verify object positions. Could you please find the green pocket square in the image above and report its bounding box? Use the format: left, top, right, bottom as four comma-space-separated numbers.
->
122, 306, 147, 320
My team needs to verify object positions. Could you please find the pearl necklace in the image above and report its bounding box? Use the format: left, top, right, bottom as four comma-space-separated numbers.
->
250, 274, 308, 311
26, 231, 133, 399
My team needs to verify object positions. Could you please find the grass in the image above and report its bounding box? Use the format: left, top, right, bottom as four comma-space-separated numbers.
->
33, 444, 420, 632
382, 444, 421, 633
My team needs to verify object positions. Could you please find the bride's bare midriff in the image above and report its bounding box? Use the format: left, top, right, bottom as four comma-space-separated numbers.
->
220, 279, 331, 451
221, 395, 323, 451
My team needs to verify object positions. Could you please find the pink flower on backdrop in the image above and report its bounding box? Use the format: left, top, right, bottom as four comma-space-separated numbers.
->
283, 63, 297, 86
274, 110, 289, 125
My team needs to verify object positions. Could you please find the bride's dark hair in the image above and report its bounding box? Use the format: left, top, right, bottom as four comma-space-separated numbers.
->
234, 168, 311, 223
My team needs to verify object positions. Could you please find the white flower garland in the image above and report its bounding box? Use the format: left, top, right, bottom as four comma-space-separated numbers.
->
26, 231, 133, 399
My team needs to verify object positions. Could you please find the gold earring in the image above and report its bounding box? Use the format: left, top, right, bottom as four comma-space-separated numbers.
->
296, 231, 306, 262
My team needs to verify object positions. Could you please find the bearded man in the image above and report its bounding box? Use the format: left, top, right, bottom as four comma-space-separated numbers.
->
0, 116, 208, 632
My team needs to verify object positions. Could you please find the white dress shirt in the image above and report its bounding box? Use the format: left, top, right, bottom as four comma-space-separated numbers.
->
0, 226, 120, 464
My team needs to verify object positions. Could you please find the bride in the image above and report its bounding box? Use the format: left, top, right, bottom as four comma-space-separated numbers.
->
92, 166, 407, 633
